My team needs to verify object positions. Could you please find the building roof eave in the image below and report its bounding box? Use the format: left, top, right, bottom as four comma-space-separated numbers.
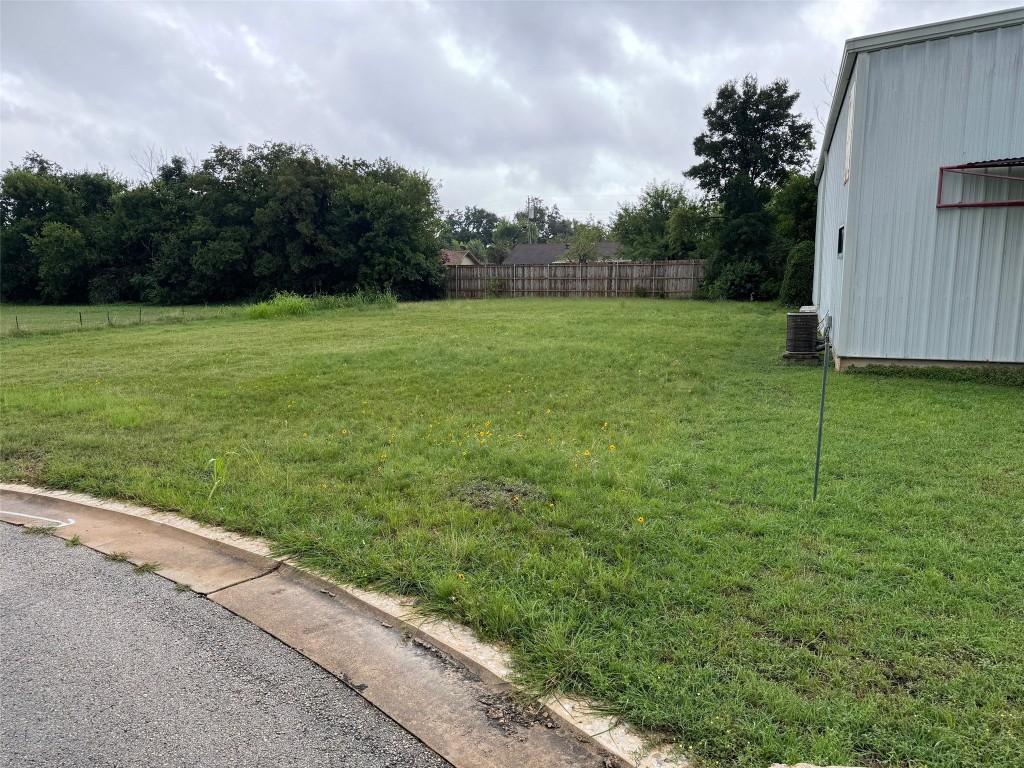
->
813, 7, 1024, 186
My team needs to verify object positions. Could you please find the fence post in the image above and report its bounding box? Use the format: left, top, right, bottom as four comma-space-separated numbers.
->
79, 312, 83, 327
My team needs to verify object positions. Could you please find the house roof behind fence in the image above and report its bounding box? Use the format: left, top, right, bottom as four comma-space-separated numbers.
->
442, 249, 480, 266
504, 243, 568, 265
504, 241, 623, 264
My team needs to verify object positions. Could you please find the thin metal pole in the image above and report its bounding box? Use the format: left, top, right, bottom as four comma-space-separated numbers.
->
79, 312, 83, 326
813, 324, 830, 501
15, 316, 19, 331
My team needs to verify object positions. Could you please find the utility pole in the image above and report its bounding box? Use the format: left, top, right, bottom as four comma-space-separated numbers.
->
527, 198, 535, 244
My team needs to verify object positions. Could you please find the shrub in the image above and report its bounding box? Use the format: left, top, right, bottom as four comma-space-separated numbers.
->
779, 240, 815, 306
698, 260, 764, 300
485, 278, 506, 298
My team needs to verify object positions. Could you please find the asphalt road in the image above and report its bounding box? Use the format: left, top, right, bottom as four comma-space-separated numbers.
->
0, 522, 452, 768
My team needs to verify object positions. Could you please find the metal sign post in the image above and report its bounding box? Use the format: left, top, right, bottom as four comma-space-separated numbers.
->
813, 316, 832, 501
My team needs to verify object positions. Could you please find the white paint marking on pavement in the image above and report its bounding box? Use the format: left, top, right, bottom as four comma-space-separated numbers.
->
0, 509, 76, 528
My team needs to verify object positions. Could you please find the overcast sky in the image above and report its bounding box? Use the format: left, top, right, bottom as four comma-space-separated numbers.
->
1, 1, 1019, 223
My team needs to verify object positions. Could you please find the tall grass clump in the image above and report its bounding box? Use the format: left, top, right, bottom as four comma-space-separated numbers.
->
314, 287, 398, 311
246, 292, 315, 319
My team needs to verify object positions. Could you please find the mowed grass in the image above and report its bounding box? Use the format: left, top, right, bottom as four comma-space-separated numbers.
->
1, 298, 1021, 767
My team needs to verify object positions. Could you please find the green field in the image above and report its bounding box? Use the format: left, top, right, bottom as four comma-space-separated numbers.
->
0, 302, 243, 337
1, 298, 1021, 767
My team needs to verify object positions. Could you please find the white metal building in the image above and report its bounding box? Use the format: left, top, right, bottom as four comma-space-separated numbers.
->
813, 8, 1024, 368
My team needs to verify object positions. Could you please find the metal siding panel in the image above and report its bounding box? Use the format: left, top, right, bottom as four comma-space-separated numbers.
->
993, 167, 1024, 360
845, 22, 1024, 362
815, 72, 855, 346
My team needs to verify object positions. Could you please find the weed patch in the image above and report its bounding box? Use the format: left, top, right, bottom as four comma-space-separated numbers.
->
246, 288, 397, 320
246, 292, 314, 319
21, 524, 58, 535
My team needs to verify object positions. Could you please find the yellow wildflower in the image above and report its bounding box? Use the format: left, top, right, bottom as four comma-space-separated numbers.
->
637, 516, 645, 523
609, 444, 616, 451
584, 450, 591, 456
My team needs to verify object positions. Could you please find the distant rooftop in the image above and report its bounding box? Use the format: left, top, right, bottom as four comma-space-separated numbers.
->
504, 243, 567, 265
503, 241, 623, 265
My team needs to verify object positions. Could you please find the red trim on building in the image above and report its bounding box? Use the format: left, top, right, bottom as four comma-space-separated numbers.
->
937, 159, 1024, 208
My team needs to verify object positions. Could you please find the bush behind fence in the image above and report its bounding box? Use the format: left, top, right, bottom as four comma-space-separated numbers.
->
445, 260, 708, 300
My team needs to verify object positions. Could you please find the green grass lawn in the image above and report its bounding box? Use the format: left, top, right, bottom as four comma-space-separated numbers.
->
2, 298, 1021, 767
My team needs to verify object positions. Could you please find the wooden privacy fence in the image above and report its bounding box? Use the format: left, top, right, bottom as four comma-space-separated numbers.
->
445, 260, 707, 300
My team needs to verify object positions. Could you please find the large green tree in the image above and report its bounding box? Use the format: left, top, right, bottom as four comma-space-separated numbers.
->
686, 74, 814, 197
685, 75, 814, 299
443, 206, 499, 246
0, 156, 125, 302
612, 181, 706, 262
563, 222, 605, 263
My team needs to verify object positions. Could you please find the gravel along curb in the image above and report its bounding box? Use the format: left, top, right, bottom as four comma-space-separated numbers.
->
0, 483, 687, 768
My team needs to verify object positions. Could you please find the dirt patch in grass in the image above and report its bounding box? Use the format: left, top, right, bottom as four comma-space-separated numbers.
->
454, 478, 550, 512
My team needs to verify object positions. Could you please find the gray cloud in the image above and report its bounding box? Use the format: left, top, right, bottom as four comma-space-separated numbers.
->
2, 0, 1019, 222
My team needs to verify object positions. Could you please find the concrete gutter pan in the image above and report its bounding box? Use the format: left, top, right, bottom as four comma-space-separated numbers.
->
0, 483, 685, 768
1, 483, 861, 768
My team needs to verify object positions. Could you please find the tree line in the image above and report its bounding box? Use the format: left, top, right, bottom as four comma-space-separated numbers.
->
2, 75, 817, 306
442, 196, 601, 265
1, 143, 445, 304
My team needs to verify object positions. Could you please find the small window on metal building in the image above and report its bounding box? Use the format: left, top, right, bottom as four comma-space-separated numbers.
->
837, 226, 844, 258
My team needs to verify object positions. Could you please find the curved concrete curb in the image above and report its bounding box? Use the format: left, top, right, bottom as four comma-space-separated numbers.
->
0, 483, 686, 768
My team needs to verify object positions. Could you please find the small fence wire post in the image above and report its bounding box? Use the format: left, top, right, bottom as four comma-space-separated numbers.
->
107, 312, 112, 327
15, 316, 19, 331
79, 312, 83, 327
